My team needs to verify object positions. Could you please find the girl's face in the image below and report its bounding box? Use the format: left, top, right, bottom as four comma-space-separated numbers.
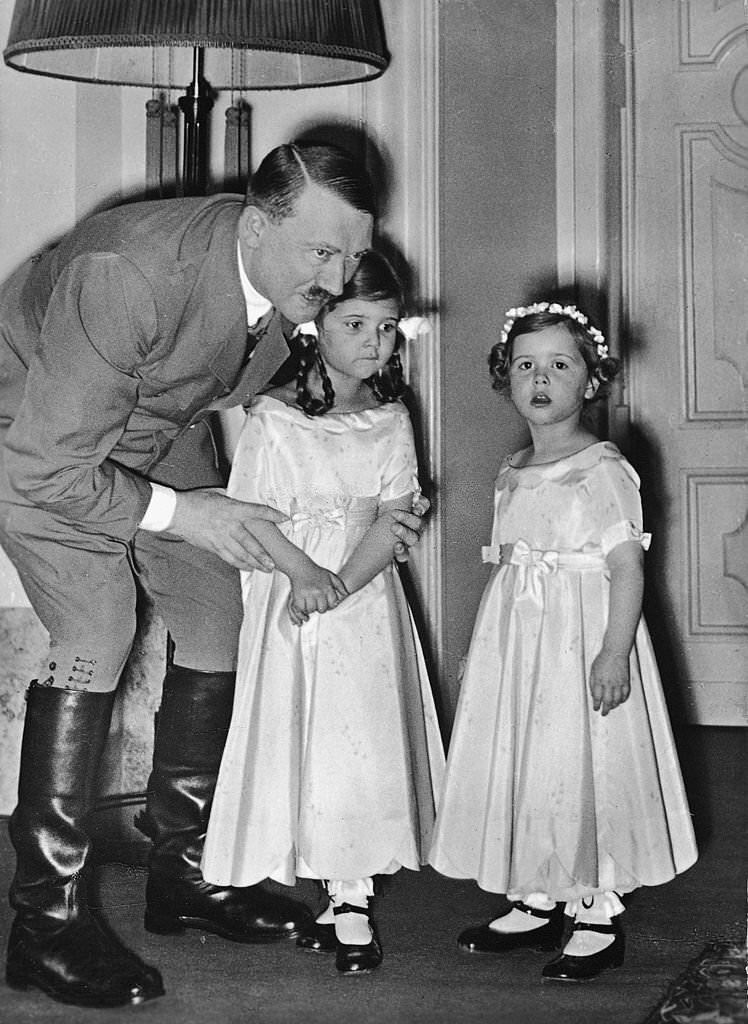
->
318, 297, 400, 383
508, 323, 594, 428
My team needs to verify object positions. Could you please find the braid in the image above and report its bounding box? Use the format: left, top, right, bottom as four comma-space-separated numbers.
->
317, 353, 336, 410
367, 347, 406, 403
295, 339, 336, 417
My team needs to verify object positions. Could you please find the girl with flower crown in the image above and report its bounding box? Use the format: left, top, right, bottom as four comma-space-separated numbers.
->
428, 302, 696, 982
201, 251, 444, 977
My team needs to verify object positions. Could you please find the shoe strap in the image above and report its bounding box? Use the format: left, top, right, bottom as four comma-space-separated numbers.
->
572, 921, 617, 934
513, 901, 556, 920
333, 902, 370, 917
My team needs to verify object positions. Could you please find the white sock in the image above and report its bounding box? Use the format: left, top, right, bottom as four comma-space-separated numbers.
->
329, 878, 374, 946
563, 929, 614, 956
489, 893, 556, 934
563, 894, 622, 956
315, 901, 335, 925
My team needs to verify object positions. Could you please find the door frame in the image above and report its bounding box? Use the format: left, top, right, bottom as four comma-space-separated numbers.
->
360, 0, 445, 690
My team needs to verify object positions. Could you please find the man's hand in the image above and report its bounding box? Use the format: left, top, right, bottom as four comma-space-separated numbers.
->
392, 495, 431, 564
166, 488, 286, 571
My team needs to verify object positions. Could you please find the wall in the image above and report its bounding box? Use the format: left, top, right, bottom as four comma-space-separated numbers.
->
438, 0, 557, 712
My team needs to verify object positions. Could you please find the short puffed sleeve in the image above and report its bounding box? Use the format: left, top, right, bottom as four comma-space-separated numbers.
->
586, 452, 652, 556
379, 406, 420, 503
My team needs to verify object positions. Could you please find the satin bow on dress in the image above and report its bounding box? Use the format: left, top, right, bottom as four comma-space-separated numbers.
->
290, 508, 347, 531
482, 539, 609, 573
482, 539, 559, 574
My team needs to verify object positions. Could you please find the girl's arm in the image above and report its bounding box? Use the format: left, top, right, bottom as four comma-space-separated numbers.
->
589, 539, 644, 716
337, 493, 413, 595
247, 519, 348, 623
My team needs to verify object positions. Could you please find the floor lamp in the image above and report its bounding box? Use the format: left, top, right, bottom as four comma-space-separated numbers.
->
3, 0, 389, 196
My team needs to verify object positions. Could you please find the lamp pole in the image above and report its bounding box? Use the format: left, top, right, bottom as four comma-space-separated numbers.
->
178, 47, 214, 196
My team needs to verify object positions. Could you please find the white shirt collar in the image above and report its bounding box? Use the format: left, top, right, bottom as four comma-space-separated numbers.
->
237, 240, 273, 329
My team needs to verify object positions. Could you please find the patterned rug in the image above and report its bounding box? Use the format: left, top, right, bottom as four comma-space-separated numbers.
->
640, 940, 747, 1023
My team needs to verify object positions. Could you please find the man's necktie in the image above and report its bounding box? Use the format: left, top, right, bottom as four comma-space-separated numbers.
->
246, 309, 274, 364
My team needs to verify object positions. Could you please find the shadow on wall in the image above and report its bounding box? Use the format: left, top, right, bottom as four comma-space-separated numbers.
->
293, 119, 395, 223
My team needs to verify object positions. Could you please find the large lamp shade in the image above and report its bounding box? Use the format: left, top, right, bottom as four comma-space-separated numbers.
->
3, 0, 390, 89
4, 1, 389, 196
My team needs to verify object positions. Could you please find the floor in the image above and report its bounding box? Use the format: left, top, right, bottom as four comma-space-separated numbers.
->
0, 726, 744, 1024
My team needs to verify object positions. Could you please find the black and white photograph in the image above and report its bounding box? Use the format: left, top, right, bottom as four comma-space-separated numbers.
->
0, 2, 744, 1021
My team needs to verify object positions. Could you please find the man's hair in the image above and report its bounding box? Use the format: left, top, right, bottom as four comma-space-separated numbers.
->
245, 142, 377, 222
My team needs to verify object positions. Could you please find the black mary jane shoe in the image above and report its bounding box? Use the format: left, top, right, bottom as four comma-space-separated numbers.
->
296, 920, 336, 953
458, 902, 564, 954
333, 903, 383, 975
541, 921, 625, 982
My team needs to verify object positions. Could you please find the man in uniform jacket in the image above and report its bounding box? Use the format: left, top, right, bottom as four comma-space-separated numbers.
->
0, 141, 424, 1008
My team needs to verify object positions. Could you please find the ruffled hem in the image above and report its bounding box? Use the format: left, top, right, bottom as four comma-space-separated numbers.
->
565, 891, 625, 918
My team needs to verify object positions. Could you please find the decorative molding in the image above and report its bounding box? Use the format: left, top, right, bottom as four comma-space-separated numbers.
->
613, 0, 636, 441
398, 0, 443, 684
620, 0, 636, 330
678, 0, 747, 68
723, 508, 748, 594
555, 0, 577, 287
556, 0, 634, 442
684, 470, 748, 635
680, 126, 748, 421
555, 0, 607, 294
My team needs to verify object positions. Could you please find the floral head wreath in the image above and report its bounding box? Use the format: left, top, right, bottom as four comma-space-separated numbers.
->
500, 302, 608, 359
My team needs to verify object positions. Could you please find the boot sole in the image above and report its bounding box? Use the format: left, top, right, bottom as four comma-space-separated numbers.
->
144, 910, 302, 943
541, 961, 624, 983
6, 963, 163, 1008
458, 938, 562, 955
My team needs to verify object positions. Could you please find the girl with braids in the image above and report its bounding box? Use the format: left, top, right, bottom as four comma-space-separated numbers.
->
429, 302, 696, 982
201, 251, 444, 976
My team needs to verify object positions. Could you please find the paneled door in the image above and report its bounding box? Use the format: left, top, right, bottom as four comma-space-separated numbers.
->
625, 0, 747, 724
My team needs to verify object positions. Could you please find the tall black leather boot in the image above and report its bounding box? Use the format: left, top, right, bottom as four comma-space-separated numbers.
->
6, 683, 164, 1008
144, 665, 311, 942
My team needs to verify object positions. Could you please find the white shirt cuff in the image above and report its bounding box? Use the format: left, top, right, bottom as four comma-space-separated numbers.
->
139, 483, 177, 532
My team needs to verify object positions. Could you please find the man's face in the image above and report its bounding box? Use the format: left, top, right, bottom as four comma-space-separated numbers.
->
239, 182, 373, 324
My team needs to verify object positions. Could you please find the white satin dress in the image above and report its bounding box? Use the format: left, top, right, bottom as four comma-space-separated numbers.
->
428, 442, 697, 901
201, 396, 444, 887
